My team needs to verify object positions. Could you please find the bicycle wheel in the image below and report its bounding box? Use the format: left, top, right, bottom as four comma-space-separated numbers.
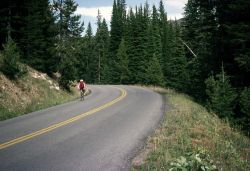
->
80, 90, 84, 101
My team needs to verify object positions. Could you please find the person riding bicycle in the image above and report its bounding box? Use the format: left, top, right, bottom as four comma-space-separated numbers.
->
78, 79, 86, 100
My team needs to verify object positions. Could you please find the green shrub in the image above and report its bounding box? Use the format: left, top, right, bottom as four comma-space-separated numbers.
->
0, 37, 25, 79
58, 48, 77, 91
240, 87, 250, 117
205, 69, 236, 119
169, 148, 217, 171
239, 87, 250, 130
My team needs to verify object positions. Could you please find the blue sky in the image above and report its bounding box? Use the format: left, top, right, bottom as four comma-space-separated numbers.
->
75, 0, 188, 33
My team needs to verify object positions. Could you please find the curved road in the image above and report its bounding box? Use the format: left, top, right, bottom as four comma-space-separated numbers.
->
0, 85, 164, 171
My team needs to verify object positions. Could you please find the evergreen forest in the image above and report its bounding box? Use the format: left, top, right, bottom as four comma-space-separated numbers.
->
0, 0, 250, 132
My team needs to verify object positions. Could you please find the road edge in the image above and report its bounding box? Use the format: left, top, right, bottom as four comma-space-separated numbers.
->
126, 87, 168, 171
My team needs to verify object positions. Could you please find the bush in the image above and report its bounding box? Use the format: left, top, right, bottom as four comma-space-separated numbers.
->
240, 87, 250, 117
169, 148, 217, 171
58, 53, 77, 91
239, 87, 250, 130
205, 70, 237, 119
0, 38, 25, 79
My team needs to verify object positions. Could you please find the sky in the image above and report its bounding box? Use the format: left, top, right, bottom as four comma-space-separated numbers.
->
75, 0, 188, 33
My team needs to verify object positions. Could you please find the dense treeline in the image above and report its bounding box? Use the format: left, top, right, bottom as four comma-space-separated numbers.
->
0, 0, 249, 132
183, 0, 250, 132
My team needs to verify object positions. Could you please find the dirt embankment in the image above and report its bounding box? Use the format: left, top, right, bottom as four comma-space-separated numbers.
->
0, 67, 78, 120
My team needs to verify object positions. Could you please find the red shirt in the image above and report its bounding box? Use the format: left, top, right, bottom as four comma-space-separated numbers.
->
79, 82, 86, 90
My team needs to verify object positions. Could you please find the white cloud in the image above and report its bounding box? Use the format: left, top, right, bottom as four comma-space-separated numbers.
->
76, 0, 188, 33
167, 13, 183, 20
164, 0, 188, 19
76, 6, 113, 21
164, 0, 187, 7
76, 0, 188, 21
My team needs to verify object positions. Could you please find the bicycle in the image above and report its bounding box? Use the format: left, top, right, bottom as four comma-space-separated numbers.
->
80, 89, 85, 101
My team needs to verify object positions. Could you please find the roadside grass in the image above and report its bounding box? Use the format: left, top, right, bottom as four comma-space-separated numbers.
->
132, 87, 250, 171
0, 72, 79, 121
22, 78, 79, 114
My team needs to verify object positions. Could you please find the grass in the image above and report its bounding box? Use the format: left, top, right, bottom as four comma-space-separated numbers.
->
23, 78, 78, 113
0, 72, 80, 121
132, 88, 250, 171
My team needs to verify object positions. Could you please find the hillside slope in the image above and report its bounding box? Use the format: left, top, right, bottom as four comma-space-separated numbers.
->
132, 87, 250, 171
0, 67, 78, 120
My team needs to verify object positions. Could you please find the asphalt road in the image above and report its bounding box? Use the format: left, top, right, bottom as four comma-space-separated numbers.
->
0, 85, 164, 171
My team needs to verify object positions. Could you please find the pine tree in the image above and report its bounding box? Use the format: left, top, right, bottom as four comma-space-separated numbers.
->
146, 54, 165, 86
58, 48, 77, 91
109, 0, 118, 55
90, 11, 102, 84
82, 22, 94, 83
143, 5, 165, 86
99, 19, 110, 84
0, 0, 26, 48
158, 0, 170, 76
182, 0, 200, 56
169, 20, 188, 91
182, 0, 250, 130
205, 65, 237, 119
73, 36, 86, 81
53, 0, 84, 90
183, 0, 219, 100
239, 87, 250, 130
123, 8, 135, 84
0, 0, 56, 74
217, 0, 250, 87
0, 37, 24, 79
127, 5, 150, 84
109, 0, 126, 83
150, 5, 162, 66
19, 0, 56, 74
92, 11, 110, 84
115, 38, 129, 84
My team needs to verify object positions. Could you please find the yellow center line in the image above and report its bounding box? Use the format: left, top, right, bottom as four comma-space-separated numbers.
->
0, 87, 127, 150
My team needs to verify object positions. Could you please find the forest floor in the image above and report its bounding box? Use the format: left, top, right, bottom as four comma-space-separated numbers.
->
132, 87, 250, 171
0, 67, 79, 121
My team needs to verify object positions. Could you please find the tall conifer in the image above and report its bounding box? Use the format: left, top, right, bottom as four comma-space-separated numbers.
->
53, 0, 84, 89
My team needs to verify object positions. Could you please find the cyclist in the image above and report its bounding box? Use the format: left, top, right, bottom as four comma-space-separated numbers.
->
78, 79, 86, 100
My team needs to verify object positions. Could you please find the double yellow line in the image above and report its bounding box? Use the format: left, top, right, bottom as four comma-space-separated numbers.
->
0, 87, 127, 150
